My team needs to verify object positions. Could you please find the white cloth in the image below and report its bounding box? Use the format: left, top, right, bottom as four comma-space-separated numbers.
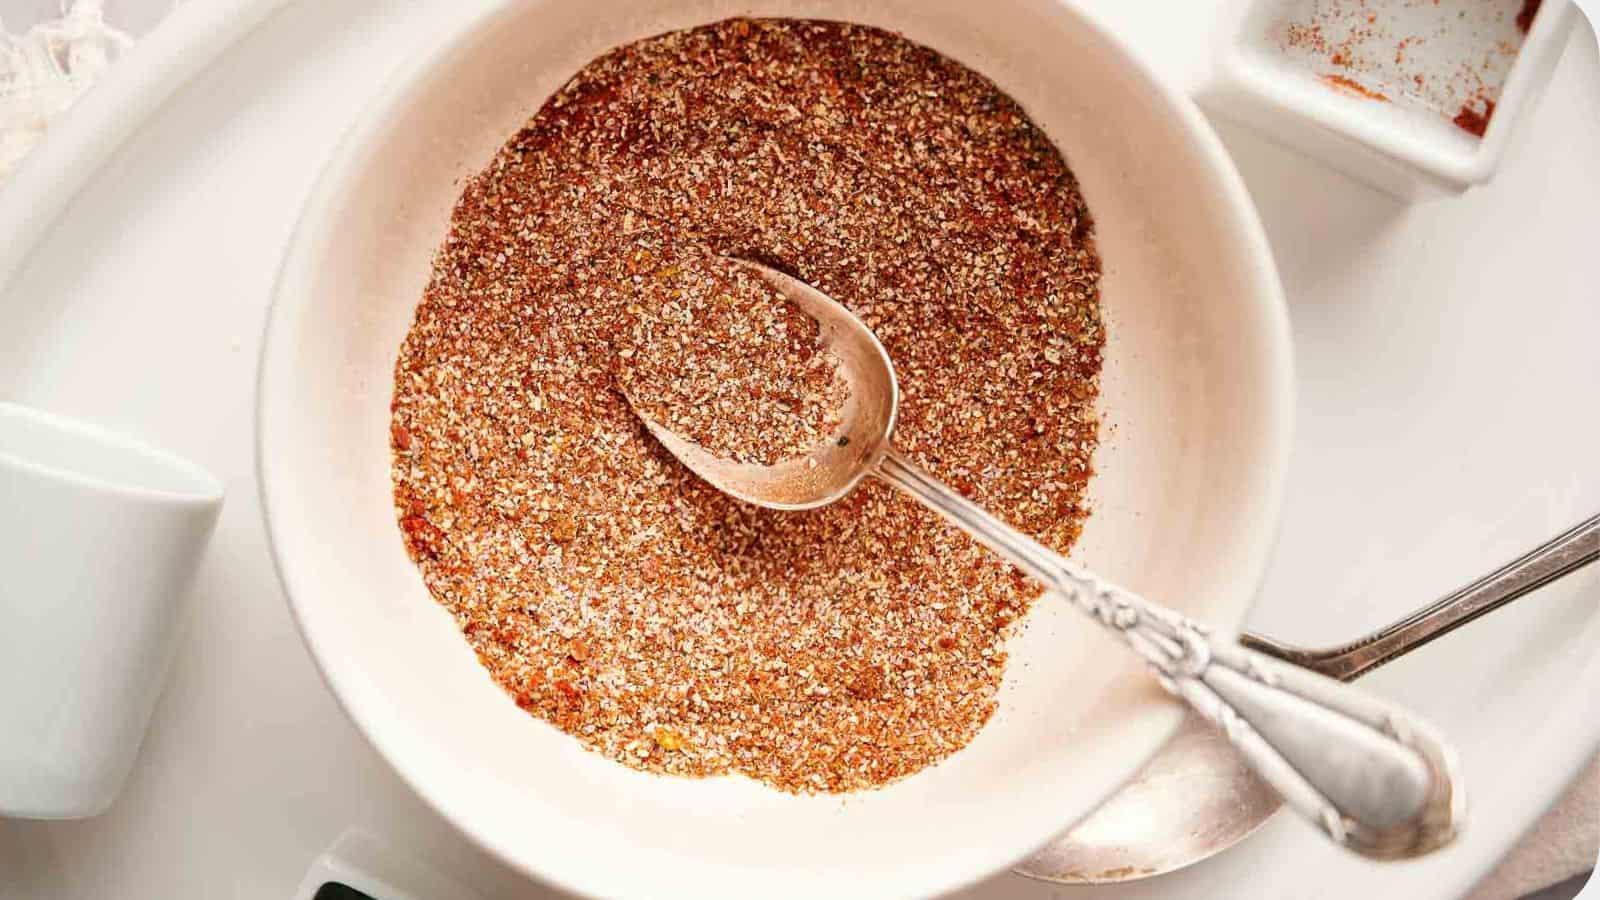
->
0, 0, 132, 181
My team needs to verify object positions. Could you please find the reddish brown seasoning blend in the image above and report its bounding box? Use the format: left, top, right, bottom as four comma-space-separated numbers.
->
390, 18, 1104, 793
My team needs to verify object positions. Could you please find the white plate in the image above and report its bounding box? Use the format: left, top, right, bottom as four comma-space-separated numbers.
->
0, 2, 1595, 899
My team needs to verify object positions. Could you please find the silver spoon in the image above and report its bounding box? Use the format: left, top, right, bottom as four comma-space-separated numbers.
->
1016, 512, 1600, 884
626, 260, 1464, 860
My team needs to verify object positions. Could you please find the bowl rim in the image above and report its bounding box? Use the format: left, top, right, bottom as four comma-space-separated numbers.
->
256, 2, 1295, 896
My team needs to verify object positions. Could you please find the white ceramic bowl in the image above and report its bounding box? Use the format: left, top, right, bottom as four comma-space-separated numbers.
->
258, 1, 1293, 896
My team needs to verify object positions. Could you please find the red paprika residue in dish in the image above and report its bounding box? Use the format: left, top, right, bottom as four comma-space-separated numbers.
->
1517, 0, 1543, 34
1454, 99, 1496, 137
1321, 74, 1390, 102
1283, 1, 1532, 138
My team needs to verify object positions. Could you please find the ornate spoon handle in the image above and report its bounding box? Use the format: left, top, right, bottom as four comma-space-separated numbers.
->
876, 449, 1463, 859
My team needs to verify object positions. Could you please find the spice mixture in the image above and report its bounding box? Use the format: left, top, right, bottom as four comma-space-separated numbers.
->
613, 254, 848, 467
390, 18, 1104, 793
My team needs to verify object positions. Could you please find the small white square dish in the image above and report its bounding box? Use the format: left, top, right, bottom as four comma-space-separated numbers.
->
1202, 0, 1581, 197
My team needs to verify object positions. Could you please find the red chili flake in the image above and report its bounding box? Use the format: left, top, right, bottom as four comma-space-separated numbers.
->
847, 665, 886, 699
568, 638, 591, 662
548, 512, 579, 543
399, 515, 444, 560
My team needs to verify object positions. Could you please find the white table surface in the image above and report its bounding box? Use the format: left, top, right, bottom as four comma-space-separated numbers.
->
0, 1, 1596, 898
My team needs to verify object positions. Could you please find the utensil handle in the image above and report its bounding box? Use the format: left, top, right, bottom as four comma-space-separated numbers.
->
876, 449, 1462, 859
1243, 514, 1600, 681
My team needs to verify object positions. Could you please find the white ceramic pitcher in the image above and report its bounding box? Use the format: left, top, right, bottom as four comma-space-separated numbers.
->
0, 401, 222, 818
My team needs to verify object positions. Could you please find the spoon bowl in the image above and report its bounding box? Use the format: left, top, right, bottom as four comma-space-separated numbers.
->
626, 262, 900, 511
